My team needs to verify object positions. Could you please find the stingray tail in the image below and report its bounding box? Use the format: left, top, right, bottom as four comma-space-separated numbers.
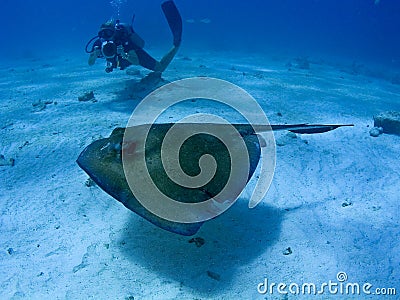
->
254, 124, 354, 134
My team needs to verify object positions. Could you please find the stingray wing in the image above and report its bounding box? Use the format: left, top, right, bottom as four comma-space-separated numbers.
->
77, 124, 262, 235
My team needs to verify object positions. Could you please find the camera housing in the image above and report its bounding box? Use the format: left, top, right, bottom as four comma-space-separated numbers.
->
101, 41, 117, 59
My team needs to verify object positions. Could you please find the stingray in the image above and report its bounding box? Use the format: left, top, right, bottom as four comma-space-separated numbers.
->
77, 123, 352, 236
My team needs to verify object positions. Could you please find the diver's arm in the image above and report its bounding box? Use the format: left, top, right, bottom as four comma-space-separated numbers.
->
88, 46, 102, 66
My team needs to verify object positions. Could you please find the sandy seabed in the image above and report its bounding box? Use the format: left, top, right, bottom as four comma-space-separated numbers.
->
1, 50, 399, 299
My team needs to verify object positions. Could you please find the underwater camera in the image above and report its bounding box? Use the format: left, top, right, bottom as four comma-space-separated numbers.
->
101, 41, 117, 59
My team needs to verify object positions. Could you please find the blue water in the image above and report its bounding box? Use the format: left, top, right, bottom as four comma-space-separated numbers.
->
1, 0, 399, 68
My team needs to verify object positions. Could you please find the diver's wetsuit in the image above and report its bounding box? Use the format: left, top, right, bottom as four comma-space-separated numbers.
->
87, 0, 182, 73
92, 23, 158, 71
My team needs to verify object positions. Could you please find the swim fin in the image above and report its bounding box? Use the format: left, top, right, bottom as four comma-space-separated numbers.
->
162, 0, 182, 47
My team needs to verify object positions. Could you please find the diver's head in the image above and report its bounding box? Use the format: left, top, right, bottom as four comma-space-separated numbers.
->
101, 41, 117, 59
98, 20, 115, 40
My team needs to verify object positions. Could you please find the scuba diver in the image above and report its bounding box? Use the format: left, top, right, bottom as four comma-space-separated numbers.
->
85, 0, 182, 73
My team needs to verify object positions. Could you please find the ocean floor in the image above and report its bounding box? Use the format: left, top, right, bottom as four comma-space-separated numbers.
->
1, 50, 400, 299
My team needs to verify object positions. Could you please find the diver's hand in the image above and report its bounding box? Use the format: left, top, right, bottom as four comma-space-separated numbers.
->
88, 48, 101, 66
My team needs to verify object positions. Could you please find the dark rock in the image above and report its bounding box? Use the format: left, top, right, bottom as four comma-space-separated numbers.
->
342, 201, 353, 207
1, 122, 13, 130
78, 91, 96, 102
18, 141, 30, 150
0, 155, 14, 167
85, 178, 96, 187
283, 247, 292, 255
369, 127, 383, 137
207, 271, 221, 281
188, 237, 205, 247
32, 100, 49, 112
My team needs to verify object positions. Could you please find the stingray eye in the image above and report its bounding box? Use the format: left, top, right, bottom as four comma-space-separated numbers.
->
114, 142, 122, 151
122, 78, 276, 224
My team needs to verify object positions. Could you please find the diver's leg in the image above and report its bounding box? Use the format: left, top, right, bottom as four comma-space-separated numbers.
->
155, 0, 182, 72
131, 1, 181, 73
135, 49, 159, 71
135, 46, 179, 73
154, 46, 180, 73
162, 1, 182, 47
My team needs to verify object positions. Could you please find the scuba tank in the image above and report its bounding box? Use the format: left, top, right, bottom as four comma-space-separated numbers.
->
115, 18, 145, 49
